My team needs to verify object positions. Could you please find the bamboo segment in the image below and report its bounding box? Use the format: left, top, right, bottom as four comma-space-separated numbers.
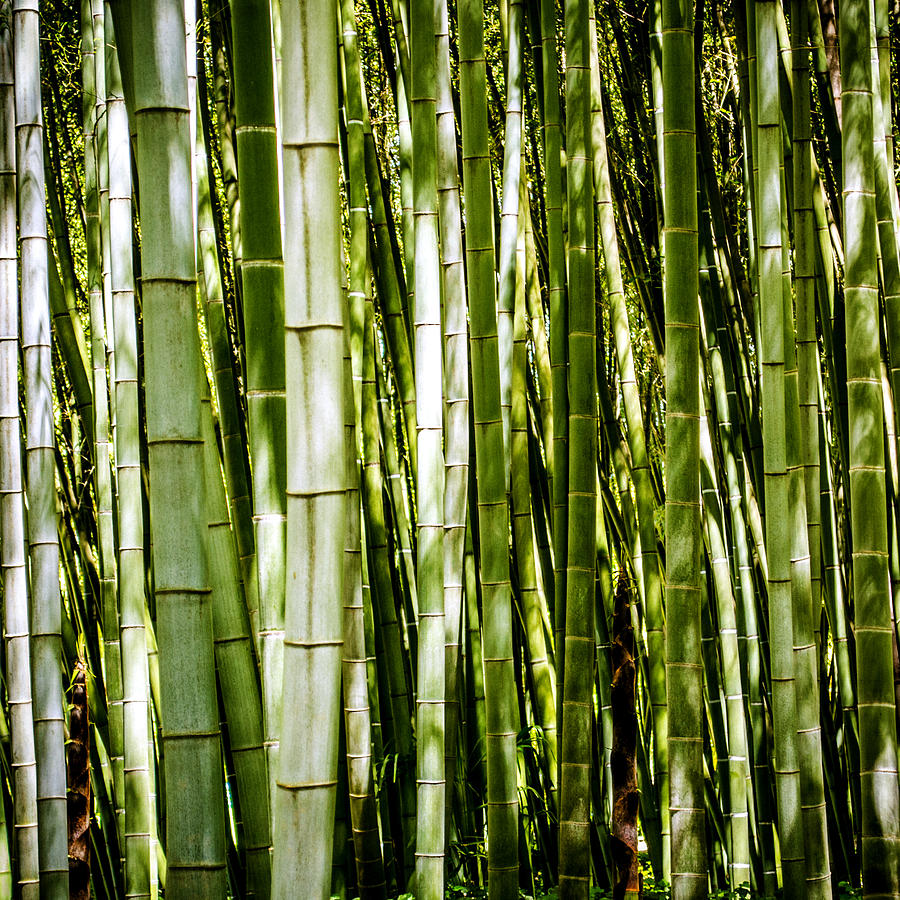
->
104, 16, 153, 898
755, 2, 806, 896
497, 0, 523, 470
0, 8, 40, 894
343, 313, 387, 900
274, 1, 345, 897
539, 0, 568, 763
435, 0, 469, 853
661, 0, 704, 897
199, 384, 272, 899
559, 2, 597, 898
841, 0, 900, 896
229, 0, 287, 809
459, 1, 519, 895
82, 0, 125, 858
129, 1, 226, 894
410, 0, 446, 895
14, 2, 70, 894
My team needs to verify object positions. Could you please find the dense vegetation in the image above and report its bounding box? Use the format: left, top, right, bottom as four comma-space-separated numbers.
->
0, 0, 899, 898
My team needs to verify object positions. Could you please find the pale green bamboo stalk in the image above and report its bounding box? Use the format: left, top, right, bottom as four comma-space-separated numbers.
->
366, 318, 418, 881
273, 2, 345, 896
538, 0, 568, 748
83, 0, 125, 857
511, 182, 557, 785
755, 1, 805, 894
496, 0, 523, 469
841, 0, 900, 894
524, 212, 553, 460
195, 90, 260, 656
230, 0, 286, 805
869, 4, 900, 464
361, 125, 417, 477
410, 0, 446, 893
0, 8, 40, 893
337, 14, 391, 891
435, 0, 468, 850
340, 320, 386, 900
459, 0, 519, 894
559, 1, 597, 897
46, 240, 92, 447
210, 10, 240, 279
699, 401, 751, 887
104, 13, 152, 897
94, 0, 115, 436
14, 3, 69, 894
698, 221, 777, 891
661, 0, 705, 894
781, 185, 832, 899
341, 6, 417, 873
392, 0, 415, 339
129, 0, 226, 893
198, 383, 271, 899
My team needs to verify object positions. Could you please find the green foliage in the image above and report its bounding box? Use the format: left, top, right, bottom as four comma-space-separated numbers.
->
349, 878, 865, 900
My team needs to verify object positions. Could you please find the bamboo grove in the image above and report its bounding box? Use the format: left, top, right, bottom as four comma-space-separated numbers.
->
1, 0, 900, 898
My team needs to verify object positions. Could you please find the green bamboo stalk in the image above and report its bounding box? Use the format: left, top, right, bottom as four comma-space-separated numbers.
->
83, 0, 125, 858
129, 0, 227, 893
496, 0, 523, 469
590, 22, 667, 863
369, 301, 418, 882
869, 7, 900, 462
0, 7, 40, 893
661, 0, 705, 895
94, 0, 115, 437
538, 0, 568, 745
230, 0, 287, 801
459, 0, 519, 894
782, 188, 832, 900
840, 0, 900, 894
435, 0, 469, 850
104, 13, 153, 897
558, 1, 597, 897
340, 317, 387, 900
755, 1, 806, 894
198, 382, 271, 899
195, 84, 259, 655
273, 2, 345, 896
337, 11, 390, 893
511, 185, 557, 788
699, 402, 751, 886
14, 2, 70, 894
410, 0, 446, 893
